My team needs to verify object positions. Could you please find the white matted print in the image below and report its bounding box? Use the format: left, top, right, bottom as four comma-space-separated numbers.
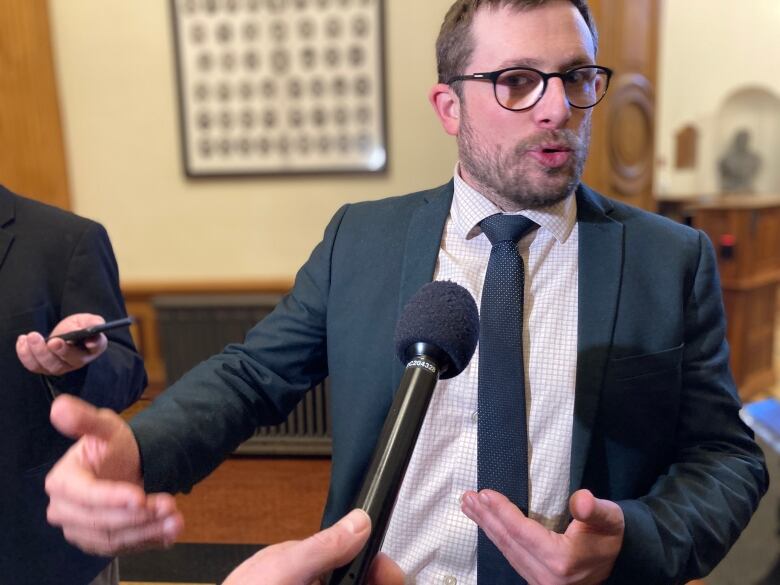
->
172, 0, 387, 176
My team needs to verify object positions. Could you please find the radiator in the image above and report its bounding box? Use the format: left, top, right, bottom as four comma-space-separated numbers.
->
153, 294, 332, 455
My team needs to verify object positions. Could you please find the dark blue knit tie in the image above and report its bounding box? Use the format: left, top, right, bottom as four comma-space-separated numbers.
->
477, 213, 537, 585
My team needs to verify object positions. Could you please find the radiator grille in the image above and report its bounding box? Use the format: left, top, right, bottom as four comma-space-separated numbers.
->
153, 294, 332, 455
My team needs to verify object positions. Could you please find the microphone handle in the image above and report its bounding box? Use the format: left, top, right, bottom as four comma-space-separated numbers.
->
326, 357, 440, 585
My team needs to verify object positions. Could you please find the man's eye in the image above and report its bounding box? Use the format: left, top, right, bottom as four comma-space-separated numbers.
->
565, 69, 593, 84
500, 73, 535, 88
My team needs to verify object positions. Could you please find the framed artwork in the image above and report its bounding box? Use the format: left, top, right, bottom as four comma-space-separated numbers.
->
171, 0, 387, 177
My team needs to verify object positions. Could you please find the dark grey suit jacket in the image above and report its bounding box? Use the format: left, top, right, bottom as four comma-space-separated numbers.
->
0, 186, 147, 584
132, 182, 767, 584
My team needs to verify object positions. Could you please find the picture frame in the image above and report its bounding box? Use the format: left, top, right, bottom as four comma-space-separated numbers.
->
170, 0, 387, 177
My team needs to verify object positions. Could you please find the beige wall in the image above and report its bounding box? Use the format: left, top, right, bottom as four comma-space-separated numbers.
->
655, 0, 780, 198
48, 1, 457, 282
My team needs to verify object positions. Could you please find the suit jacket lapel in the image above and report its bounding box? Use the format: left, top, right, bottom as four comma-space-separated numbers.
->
0, 187, 16, 272
392, 181, 454, 388
570, 185, 624, 495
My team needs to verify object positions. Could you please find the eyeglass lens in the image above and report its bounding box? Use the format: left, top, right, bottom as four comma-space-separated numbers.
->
495, 67, 608, 110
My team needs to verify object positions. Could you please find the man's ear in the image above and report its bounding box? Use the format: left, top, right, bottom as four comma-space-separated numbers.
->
429, 83, 461, 136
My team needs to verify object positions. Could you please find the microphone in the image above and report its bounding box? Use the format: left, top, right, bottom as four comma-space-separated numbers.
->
327, 280, 479, 585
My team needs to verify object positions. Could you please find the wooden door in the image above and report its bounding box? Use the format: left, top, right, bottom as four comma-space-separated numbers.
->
0, 0, 71, 209
583, 0, 659, 210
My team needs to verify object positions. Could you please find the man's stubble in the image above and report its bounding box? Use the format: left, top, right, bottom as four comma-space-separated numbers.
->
457, 103, 591, 211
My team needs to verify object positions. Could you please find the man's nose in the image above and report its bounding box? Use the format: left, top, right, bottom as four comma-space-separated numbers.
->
532, 78, 572, 128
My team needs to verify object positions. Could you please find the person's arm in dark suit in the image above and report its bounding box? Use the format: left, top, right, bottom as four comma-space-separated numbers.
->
130, 204, 348, 495
16, 221, 146, 412
609, 231, 769, 584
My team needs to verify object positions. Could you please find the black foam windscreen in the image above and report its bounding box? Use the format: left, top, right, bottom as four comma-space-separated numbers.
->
393, 281, 479, 379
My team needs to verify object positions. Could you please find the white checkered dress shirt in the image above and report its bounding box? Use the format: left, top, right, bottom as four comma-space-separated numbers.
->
380, 169, 579, 585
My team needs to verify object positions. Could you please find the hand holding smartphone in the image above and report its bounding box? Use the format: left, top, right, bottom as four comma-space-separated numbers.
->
47, 317, 135, 344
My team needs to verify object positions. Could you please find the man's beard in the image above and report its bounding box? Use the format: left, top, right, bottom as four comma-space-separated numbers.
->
457, 109, 590, 211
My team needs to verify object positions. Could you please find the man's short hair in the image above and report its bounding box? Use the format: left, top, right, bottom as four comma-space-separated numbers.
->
436, 0, 599, 85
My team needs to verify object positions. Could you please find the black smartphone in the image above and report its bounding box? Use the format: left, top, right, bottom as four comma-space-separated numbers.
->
48, 316, 136, 344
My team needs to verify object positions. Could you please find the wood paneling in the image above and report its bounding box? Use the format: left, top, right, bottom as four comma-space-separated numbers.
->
584, 0, 659, 210
0, 0, 70, 208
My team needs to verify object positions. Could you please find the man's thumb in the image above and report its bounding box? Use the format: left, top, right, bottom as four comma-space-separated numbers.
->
50, 394, 118, 441
569, 489, 624, 533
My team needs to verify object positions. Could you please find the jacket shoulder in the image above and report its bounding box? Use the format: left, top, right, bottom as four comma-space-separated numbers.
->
579, 185, 702, 245
345, 182, 453, 219
1, 185, 104, 236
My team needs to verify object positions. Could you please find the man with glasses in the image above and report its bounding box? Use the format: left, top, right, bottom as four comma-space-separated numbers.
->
45, 1, 766, 584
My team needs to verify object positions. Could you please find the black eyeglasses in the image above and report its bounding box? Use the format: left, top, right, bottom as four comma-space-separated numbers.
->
447, 65, 613, 112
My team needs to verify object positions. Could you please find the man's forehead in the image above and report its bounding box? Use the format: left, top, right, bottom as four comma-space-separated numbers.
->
467, 2, 595, 69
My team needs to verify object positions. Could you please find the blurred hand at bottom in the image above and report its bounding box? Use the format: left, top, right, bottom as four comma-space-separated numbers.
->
223, 509, 405, 585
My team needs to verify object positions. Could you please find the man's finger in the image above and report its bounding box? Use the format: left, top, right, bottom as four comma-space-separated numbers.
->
28, 333, 71, 372
569, 489, 624, 534
61, 511, 184, 556
16, 335, 45, 373
82, 332, 108, 353
49, 313, 104, 337
48, 338, 91, 368
461, 490, 552, 582
294, 509, 371, 580
50, 394, 118, 441
46, 463, 147, 514
47, 489, 163, 532
463, 490, 550, 551
367, 552, 407, 585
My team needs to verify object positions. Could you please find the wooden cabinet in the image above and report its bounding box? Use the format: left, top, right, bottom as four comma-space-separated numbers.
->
691, 197, 780, 399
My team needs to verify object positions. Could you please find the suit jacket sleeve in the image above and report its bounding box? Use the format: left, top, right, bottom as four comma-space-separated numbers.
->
47, 221, 147, 411
130, 205, 349, 495
609, 231, 768, 584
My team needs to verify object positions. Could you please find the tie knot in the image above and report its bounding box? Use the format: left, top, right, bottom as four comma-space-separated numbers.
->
479, 214, 537, 245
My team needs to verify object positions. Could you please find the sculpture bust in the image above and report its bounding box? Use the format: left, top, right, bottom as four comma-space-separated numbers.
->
718, 129, 762, 194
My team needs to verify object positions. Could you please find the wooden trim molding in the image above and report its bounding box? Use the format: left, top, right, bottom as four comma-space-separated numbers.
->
122, 279, 294, 297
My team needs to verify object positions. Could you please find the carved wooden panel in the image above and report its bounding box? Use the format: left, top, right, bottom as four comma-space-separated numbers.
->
607, 74, 654, 200
0, 0, 70, 209
582, 0, 659, 210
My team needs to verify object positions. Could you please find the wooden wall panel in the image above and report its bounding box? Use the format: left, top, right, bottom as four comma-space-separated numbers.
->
0, 0, 70, 208
583, 0, 659, 210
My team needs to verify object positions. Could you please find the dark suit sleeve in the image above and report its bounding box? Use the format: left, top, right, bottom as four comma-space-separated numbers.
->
130, 205, 349, 495
610, 232, 768, 584
47, 222, 146, 411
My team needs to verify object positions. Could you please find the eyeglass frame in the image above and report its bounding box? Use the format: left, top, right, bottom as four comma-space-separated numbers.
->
446, 65, 614, 112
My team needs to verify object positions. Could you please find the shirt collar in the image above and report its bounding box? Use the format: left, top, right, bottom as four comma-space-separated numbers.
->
451, 163, 577, 244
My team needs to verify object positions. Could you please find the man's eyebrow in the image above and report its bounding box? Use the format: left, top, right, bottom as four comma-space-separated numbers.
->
494, 57, 545, 69
560, 56, 596, 69
491, 56, 595, 71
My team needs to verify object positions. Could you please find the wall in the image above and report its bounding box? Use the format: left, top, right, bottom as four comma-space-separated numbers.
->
48, 0, 456, 282
655, 0, 780, 199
